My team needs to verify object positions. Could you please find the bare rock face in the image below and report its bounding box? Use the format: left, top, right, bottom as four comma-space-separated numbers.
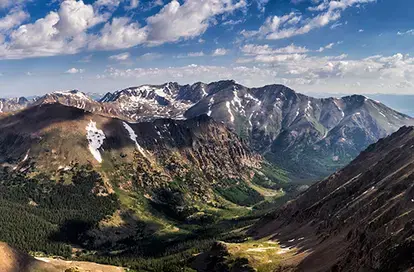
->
251, 126, 414, 272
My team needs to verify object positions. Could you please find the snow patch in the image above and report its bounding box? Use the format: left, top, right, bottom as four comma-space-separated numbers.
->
226, 101, 235, 122
293, 109, 300, 120
154, 88, 166, 97
207, 96, 215, 116
122, 122, 148, 159
333, 100, 345, 118
86, 120, 105, 163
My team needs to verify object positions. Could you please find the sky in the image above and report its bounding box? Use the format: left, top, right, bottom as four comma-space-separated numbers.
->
0, 0, 414, 97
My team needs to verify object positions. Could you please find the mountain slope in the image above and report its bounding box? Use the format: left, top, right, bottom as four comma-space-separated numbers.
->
98, 80, 414, 180
185, 82, 414, 180
0, 103, 261, 205
250, 126, 414, 271
0, 242, 58, 272
0, 102, 283, 255
0, 242, 126, 272
3, 81, 413, 181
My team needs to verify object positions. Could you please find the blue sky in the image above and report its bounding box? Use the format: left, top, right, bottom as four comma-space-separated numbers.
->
0, 0, 414, 96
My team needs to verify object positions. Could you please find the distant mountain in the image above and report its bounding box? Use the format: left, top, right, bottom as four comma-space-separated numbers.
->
2, 81, 413, 181
250, 126, 414, 271
0, 97, 30, 114
369, 94, 414, 117
309, 92, 414, 117
99, 82, 207, 120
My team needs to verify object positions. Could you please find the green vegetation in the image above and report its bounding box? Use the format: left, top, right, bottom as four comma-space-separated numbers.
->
0, 158, 297, 271
215, 179, 264, 207
0, 166, 119, 257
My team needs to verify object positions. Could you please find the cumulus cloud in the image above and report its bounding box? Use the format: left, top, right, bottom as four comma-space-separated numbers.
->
145, 0, 246, 44
212, 48, 228, 56
89, 17, 147, 50
0, 9, 29, 31
65, 67, 85, 74
0, 0, 246, 59
0, 0, 108, 59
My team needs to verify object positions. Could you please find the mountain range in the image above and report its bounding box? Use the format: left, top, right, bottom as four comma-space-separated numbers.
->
0, 80, 413, 271
2, 80, 413, 181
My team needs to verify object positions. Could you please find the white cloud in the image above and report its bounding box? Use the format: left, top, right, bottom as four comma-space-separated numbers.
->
317, 42, 341, 52
66, 67, 85, 74
88, 17, 147, 50
222, 19, 244, 26
0, 0, 29, 9
241, 42, 338, 56
358, 29, 364, 32
188, 51, 205, 57
176, 51, 205, 58
397, 29, 414, 36
0, 0, 108, 59
145, 0, 246, 44
125, 0, 139, 10
243, 0, 374, 40
0, 0, 247, 59
137, 52, 163, 60
212, 48, 228, 56
242, 43, 309, 55
0, 9, 29, 31
94, 0, 121, 9
109, 52, 130, 61
56, 0, 107, 36
330, 20, 347, 29
255, 0, 269, 12
238, 53, 306, 64
98, 64, 278, 87
232, 51, 414, 93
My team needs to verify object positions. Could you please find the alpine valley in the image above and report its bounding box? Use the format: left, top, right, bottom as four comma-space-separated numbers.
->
0, 81, 413, 272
